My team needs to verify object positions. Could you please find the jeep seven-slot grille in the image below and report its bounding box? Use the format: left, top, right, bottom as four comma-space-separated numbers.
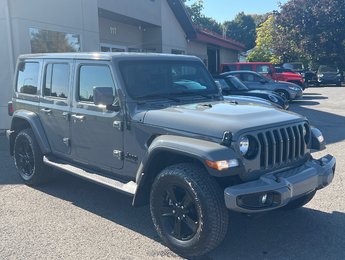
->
257, 124, 306, 169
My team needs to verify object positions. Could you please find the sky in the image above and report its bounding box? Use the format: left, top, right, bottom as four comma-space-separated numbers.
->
187, 0, 289, 23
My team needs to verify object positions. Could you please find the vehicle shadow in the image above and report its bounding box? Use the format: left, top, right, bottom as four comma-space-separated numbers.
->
290, 100, 345, 145
27, 172, 345, 260
210, 209, 345, 259
0, 135, 22, 185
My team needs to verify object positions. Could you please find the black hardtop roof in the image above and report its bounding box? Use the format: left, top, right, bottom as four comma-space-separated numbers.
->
18, 52, 201, 62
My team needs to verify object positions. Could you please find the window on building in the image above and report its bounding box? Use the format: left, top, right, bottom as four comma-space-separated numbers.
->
78, 65, 115, 102
30, 28, 81, 53
16, 62, 39, 95
44, 64, 69, 98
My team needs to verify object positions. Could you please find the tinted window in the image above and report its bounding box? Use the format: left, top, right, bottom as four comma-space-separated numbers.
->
256, 65, 271, 73
222, 65, 236, 72
241, 73, 262, 82
214, 79, 229, 90
44, 63, 69, 98
79, 65, 114, 102
119, 60, 218, 99
239, 64, 252, 71
17, 62, 39, 95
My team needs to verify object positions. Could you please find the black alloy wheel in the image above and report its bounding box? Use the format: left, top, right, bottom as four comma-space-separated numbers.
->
158, 184, 199, 241
15, 134, 35, 179
14, 129, 49, 185
150, 163, 228, 258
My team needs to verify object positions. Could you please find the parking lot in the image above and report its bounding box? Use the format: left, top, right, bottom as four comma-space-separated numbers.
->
0, 86, 344, 260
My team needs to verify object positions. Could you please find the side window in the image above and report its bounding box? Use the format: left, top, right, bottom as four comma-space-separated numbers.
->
241, 73, 259, 82
78, 65, 115, 102
256, 65, 270, 73
16, 62, 39, 95
44, 63, 69, 98
222, 64, 236, 72
239, 64, 252, 71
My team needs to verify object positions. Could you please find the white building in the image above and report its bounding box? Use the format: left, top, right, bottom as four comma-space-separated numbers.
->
0, 0, 244, 129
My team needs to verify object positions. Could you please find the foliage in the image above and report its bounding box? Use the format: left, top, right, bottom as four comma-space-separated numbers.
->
184, 0, 223, 34
247, 15, 281, 63
223, 12, 256, 50
276, 0, 345, 69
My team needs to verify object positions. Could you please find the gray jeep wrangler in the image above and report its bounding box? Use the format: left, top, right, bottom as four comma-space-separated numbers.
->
7, 53, 336, 258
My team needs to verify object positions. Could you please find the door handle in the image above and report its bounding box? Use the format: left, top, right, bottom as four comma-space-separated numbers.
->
71, 114, 85, 122
62, 112, 70, 120
41, 108, 52, 114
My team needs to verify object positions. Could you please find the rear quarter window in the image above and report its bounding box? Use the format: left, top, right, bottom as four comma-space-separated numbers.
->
16, 62, 39, 95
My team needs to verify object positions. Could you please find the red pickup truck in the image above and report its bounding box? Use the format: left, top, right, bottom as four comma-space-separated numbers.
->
220, 62, 305, 88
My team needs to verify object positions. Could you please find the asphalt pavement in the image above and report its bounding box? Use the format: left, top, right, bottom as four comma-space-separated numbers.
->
1, 86, 345, 260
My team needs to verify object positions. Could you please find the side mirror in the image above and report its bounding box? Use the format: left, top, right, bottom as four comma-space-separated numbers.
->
260, 79, 267, 84
215, 81, 223, 95
267, 68, 273, 75
93, 86, 115, 106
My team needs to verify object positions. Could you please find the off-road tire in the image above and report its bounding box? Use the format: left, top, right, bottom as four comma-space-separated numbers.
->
282, 190, 316, 210
150, 163, 228, 258
13, 128, 49, 185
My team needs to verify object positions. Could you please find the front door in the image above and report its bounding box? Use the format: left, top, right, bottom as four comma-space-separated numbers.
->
70, 61, 124, 172
39, 60, 72, 157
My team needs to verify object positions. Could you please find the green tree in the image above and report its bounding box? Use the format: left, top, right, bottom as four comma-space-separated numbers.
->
184, 0, 223, 34
223, 12, 256, 50
276, 0, 345, 69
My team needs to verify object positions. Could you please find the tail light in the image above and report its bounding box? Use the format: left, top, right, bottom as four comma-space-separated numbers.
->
8, 101, 14, 116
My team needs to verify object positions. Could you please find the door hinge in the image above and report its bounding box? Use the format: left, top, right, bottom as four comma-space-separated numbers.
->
113, 150, 124, 160
113, 121, 124, 131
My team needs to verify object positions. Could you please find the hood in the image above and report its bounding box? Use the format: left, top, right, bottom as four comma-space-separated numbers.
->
247, 89, 277, 95
143, 101, 303, 139
223, 95, 273, 107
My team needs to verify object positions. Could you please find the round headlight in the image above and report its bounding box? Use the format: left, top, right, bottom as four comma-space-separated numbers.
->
303, 123, 310, 144
239, 136, 249, 155
268, 94, 279, 103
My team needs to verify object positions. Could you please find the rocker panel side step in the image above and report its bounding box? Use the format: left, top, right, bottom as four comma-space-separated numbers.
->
43, 156, 137, 195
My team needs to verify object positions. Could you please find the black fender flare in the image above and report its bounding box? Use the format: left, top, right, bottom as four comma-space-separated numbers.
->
132, 135, 238, 206
9, 110, 51, 155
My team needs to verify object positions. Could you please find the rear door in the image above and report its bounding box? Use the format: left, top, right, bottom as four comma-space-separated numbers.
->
39, 60, 72, 157
70, 61, 124, 172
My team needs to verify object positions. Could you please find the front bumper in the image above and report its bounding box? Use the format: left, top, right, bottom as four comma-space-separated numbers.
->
224, 154, 336, 213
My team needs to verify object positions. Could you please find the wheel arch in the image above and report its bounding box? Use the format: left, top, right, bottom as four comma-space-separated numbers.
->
132, 135, 237, 207
9, 110, 51, 156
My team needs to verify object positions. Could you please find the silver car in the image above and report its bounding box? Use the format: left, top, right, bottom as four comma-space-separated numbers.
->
221, 70, 303, 101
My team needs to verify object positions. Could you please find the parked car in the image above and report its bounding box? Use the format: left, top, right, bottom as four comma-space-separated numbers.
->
283, 62, 317, 86
224, 95, 281, 108
220, 62, 305, 87
214, 74, 289, 109
317, 65, 343, 86
7, 53, 335, 258
221, 70, 303, 101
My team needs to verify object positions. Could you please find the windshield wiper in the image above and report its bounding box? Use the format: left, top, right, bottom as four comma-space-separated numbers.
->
136, 94, 181, 102
170, 91, 219, 99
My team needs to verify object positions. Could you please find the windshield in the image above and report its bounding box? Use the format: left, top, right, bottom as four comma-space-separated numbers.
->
284, 63, 304, 71
227, 76, 248, 90
318, 65, 338, 73
119, 60, 218, 99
